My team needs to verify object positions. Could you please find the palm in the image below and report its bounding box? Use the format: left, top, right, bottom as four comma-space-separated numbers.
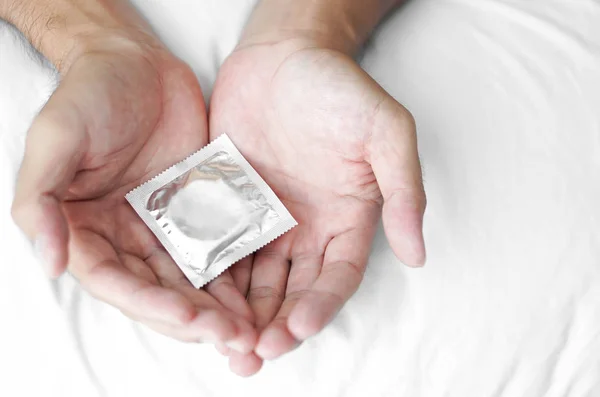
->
29, 52, 254, 345
215, 48, 385, 233
210, 42, 426, 373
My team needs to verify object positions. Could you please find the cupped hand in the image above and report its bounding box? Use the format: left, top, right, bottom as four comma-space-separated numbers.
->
11, 39, 256, 352
209, 39, 426, 375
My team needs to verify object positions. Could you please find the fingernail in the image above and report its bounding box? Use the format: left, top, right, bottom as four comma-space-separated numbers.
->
225, 339, 248, 354
34, 236, 53, 277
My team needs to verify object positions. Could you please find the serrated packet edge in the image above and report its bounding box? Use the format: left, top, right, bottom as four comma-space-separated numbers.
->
125, 134, 297, 288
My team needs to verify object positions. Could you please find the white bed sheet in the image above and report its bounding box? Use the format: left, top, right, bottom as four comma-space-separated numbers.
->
1, 0, 599, 396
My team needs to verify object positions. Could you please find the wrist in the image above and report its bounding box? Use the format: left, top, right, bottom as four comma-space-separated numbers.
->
237, 28, 356, 56
57, 29, 167, 75
0, 0, 165, 74
238, 0, 402, 56
238, 0, 359, 55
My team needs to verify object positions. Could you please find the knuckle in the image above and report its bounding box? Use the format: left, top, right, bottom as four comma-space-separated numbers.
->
324, 260, 365, 283
287, 267, 319, 288
384, 187, 427, 217
284, 289, 309, 303
248, 286, 285, 302
256, 246, 288, 262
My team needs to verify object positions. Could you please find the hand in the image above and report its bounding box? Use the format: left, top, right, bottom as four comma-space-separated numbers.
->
11, 38, 256, 352
209, 39, 426, 375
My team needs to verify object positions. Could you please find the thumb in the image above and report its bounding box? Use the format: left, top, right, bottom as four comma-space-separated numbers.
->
11, 85, 88, 278
367, 97, 426, 267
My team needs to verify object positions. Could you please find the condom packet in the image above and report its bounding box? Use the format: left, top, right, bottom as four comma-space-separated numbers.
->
126, 134, 297, 289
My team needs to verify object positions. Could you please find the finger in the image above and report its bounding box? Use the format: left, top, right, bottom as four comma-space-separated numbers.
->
247, 241, 291, 330
11, 89, 88, 277
133, 310, 240, 344
121, 254, 235, 343
254, 253, 322, 359
229, 256, 253, 297
86, 249, 246, 344
228, 351, 263, 377
119, 252, 160, 285
70, 229, 200, 326
145, 249, 257, 353
215, 343, 231, 356
254, 314, 299, 360
206, 269, 254, 323
366, 98, 426, 267
288, 227, 374, 340
82, 260, 199, 326
144, 249, 229, 311
131, 311, 256, 353
224, 315, 258, 354
70, 230, 196, 325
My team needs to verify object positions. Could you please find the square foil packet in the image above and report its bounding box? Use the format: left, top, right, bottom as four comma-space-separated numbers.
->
126, 134, 297, 288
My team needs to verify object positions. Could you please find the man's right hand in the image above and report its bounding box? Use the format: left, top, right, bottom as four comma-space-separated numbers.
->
5, 0, 256, 353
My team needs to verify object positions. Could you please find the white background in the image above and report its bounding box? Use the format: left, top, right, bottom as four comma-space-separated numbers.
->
1, 0, 599, 396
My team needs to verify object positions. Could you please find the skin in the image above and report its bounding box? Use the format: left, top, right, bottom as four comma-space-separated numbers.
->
5, 4, 257, 352
209, 37, 426, 376
3, 0, 425, 377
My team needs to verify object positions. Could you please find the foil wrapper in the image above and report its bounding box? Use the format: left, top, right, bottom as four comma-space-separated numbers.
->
126, 134, 297, 288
